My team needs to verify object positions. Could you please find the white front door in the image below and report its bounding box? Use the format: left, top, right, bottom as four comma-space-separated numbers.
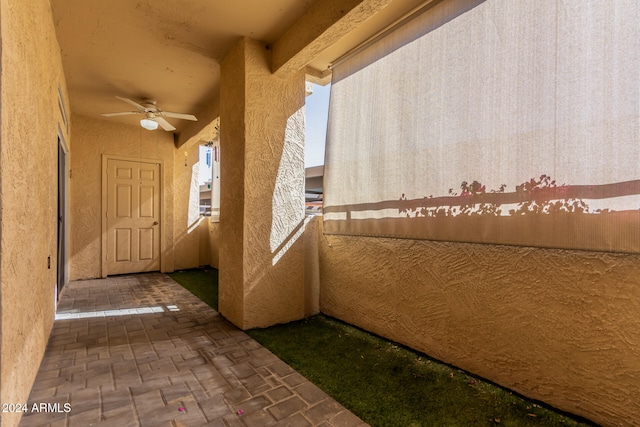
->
106, 158, 161, 275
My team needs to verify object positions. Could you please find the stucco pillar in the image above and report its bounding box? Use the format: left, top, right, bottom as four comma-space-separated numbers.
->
219, 37, 307, 329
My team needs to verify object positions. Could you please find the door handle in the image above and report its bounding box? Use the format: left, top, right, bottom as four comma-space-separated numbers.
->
153, 221, 159, 226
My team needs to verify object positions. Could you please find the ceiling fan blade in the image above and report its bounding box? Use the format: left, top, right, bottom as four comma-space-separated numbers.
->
115, 96, 147, 110
101, 111, 141, 117
156, 117, 176, 131
161, 111, 198, 121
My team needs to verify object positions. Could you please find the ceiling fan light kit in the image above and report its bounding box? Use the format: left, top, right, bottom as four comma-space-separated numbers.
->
140, 118, 159, 130
101, 96, 197, 132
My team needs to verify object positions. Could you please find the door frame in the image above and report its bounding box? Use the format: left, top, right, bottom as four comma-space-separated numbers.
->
101, 154, 164, 278
56, 128, 70, 300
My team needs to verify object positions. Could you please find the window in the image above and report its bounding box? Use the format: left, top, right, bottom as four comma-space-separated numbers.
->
199, 142, 220, 221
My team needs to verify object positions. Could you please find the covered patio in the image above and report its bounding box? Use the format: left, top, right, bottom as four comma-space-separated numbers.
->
2, 1, 640, 426
19, 273, 365, 426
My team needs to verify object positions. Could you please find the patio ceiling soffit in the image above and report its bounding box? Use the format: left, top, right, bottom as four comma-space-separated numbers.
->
177, 0, 394, 148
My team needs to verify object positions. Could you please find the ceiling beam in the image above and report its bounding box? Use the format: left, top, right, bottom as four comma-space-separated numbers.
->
175, 99, 220, 148
305, 66, 332, 86
271, 0, 394, 78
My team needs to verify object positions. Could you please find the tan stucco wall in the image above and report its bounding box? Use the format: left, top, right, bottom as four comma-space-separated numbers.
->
205, 220, 220, 268
304, 217, 321, 317
319, 221, 640, 426
172, 141, 203, 270
219, 38, 307, 329
69, 115, 175, 279
218, 38, 247, 327
198, 219, 212, 268
0, 0, 69, 425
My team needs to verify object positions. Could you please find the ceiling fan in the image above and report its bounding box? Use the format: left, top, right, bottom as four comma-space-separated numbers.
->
101, 96, 197, 131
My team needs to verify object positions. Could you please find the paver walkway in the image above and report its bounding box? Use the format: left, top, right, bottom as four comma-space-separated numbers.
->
19, 273, 368, 427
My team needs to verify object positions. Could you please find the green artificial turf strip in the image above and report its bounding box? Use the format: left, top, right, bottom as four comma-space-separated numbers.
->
168, 267, 219, 310
247, 317, 595, 427
168, 268, 594, 427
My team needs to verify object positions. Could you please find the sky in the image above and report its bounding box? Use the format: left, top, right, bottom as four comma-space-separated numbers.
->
199, 83, 330, 184
304, 83, 331, 168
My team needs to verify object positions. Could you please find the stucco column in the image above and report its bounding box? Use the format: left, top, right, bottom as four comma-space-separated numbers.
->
219, 37, 307, 329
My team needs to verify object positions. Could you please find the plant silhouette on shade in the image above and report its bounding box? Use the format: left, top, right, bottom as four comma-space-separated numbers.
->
510, 174, 589, 215
400, 175, 592, 218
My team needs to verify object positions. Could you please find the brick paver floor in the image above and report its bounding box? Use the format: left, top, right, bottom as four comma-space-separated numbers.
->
19, 273, 368, 427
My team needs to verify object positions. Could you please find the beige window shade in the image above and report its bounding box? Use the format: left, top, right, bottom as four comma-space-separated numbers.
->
323, 0, 640, 253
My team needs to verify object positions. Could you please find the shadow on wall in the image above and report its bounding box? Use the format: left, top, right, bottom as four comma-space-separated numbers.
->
270, 107, 306, 266
173, 156, 208, 271
188, 162, 203, 233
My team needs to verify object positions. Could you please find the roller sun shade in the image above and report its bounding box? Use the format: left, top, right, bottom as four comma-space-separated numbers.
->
323, 0, 640, 253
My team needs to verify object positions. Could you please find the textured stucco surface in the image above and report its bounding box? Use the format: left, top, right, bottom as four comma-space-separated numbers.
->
206, 220, 220, 268
172, 141, 203, 271
219, 39, 247, 327
219, 38, 307, 329
0, 1, 69, 425
319, 221, 640, 426
69, 115, 175, 280
303, 217, 321, 317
